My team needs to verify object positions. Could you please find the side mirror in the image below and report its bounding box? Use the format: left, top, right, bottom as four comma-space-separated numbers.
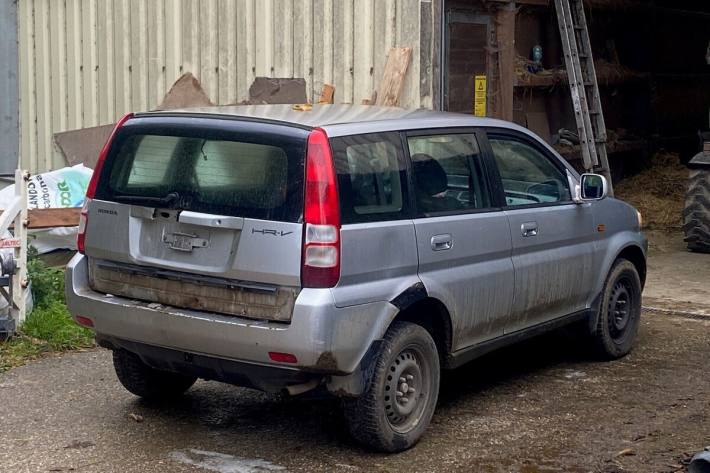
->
580, 173, 608, 201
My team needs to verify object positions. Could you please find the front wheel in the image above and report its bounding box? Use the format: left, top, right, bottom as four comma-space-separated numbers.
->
343, 321, 440, 452
590, 259, 642, 359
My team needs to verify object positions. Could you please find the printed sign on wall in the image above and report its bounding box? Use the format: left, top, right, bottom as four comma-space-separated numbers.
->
474, 75, 487, 117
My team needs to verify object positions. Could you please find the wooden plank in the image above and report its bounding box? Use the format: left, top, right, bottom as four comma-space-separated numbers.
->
375, 47, 412, 107
0, 208, 81, 230
28, 208, 81, 229
318, 84, 335, 104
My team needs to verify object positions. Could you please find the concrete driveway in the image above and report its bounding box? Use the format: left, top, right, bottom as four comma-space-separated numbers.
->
1, 232, 709, 473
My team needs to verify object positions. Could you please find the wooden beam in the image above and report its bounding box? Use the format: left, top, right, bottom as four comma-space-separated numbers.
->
375, 47, 413, 107
0, 208, 81, 230
495, 4, 517, 121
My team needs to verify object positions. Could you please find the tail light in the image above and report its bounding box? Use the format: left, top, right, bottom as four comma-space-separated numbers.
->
302, 128, 341, 288
78, 112, 133, 254
77, 198, 90, 254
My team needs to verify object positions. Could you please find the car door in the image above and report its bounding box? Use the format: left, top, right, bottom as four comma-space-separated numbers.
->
406, 130, 515, 351
483, 131, 597, 334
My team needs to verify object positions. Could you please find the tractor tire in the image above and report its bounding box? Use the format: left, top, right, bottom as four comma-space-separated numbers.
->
683, 168, 710, 253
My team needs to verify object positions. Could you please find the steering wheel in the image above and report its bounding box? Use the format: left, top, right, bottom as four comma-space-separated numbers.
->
526, 180, 561, 200
505, 190, 540, 204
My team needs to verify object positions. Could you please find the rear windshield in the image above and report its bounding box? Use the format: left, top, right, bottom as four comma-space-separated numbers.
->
95, 120, 306, 222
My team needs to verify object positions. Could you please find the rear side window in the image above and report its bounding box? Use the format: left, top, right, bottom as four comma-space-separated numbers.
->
97, 123, 305, 222
407, 133, 490, 215
330, 133, 409, 224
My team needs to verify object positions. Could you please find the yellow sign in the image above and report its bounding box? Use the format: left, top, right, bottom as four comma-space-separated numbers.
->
474, 75, 487, 117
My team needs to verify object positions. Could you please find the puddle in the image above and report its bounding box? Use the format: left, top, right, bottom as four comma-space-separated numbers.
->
170, 449, 286, 473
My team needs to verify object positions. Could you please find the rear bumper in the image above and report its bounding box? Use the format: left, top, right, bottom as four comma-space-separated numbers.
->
66, 254, 397, 390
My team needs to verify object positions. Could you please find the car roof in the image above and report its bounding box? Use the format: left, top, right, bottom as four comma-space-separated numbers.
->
135, 104, 578, 177
138, 104, 523, 136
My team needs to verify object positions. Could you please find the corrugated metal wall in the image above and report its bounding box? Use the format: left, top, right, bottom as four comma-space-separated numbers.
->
1, 0, 19, 175
18, 0, 435, 174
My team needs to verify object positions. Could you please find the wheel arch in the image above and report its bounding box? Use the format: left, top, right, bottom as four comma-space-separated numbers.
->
390, 284, 453, 366
616, 244, 647, 288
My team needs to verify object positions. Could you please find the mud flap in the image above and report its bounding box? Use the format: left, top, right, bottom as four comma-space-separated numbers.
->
326, 339, 383, 397
586, 292, 603, 334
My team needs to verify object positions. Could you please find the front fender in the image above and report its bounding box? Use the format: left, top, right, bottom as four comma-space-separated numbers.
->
588, 198, 647, 317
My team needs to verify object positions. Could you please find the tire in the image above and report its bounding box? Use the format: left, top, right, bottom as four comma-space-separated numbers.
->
342, 321, 440, 452
590, 259, 642, 359
683, 169, 710, 253
112, 349, 197, 400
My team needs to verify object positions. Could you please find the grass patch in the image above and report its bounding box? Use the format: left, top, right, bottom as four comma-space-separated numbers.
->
0, 248, 94, 373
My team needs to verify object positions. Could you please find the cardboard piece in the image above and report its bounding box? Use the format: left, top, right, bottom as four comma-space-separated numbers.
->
53, 124, 114, 168
156, 72, 213, 110
249, 77, 308, 104
318, 84, 335, 104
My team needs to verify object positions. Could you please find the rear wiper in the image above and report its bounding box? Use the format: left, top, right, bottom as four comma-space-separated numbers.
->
115, 191, 181, 208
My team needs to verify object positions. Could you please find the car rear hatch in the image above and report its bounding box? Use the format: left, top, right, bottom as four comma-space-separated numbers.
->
83, 114, 310, 322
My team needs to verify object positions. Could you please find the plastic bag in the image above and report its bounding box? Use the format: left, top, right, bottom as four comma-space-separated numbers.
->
0, 164, 93, 253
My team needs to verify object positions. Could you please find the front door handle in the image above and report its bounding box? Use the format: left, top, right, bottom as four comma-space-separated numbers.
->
431, 234, 453, 251
521, 222, 538, 237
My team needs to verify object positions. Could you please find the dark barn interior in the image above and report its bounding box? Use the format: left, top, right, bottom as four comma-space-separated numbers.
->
442, 0, 710, 178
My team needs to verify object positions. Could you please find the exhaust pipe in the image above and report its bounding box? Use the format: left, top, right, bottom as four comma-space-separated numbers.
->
285, 379, 320, 396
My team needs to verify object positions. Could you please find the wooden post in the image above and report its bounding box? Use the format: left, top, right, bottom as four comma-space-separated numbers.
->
11, 169, 28, 325
495, 3, 516, 121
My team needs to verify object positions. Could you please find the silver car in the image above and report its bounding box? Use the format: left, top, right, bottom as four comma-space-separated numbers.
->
66, 105, 647, 452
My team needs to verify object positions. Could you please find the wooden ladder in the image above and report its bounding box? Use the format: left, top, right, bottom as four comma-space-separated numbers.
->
554, 0, 614, 194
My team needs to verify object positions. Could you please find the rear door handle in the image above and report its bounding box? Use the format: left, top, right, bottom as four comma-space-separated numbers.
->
431, 234, 453, 251
521, 222, 538, 237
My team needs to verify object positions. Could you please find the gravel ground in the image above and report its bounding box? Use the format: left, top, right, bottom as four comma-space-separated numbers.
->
1, 310, 708, 473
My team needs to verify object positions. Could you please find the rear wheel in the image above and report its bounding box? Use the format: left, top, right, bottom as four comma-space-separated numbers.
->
590, 259, 642, 359
113, 349, 197, 400
343, 321, 440, 452
683, 168, 710, 253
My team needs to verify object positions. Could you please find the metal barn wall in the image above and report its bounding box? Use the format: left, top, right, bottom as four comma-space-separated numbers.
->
18, 0, 437, 174
1, 0, 19, 175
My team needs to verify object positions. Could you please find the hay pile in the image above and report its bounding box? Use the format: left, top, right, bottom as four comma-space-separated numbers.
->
615, 152, 688, 232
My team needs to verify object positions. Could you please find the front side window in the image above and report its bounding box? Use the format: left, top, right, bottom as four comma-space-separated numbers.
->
488, 136, 571, 207
407, 133, 490, 215
330, 133, 408, 224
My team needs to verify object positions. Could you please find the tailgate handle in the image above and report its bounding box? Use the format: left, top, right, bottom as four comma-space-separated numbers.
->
178, 211, 244, 230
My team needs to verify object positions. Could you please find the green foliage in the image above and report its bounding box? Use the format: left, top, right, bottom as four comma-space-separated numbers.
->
0, 335, 45, 373
27, 246, 67, 307
0, 248, 93, 372
22, 300, 93, 351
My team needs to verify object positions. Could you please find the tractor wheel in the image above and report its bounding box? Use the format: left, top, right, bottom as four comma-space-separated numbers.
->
683, 168, 710, 253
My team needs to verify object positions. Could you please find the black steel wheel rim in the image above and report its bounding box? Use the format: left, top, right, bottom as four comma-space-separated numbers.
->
608, 275, 635, 340
383, 346, 430, 433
